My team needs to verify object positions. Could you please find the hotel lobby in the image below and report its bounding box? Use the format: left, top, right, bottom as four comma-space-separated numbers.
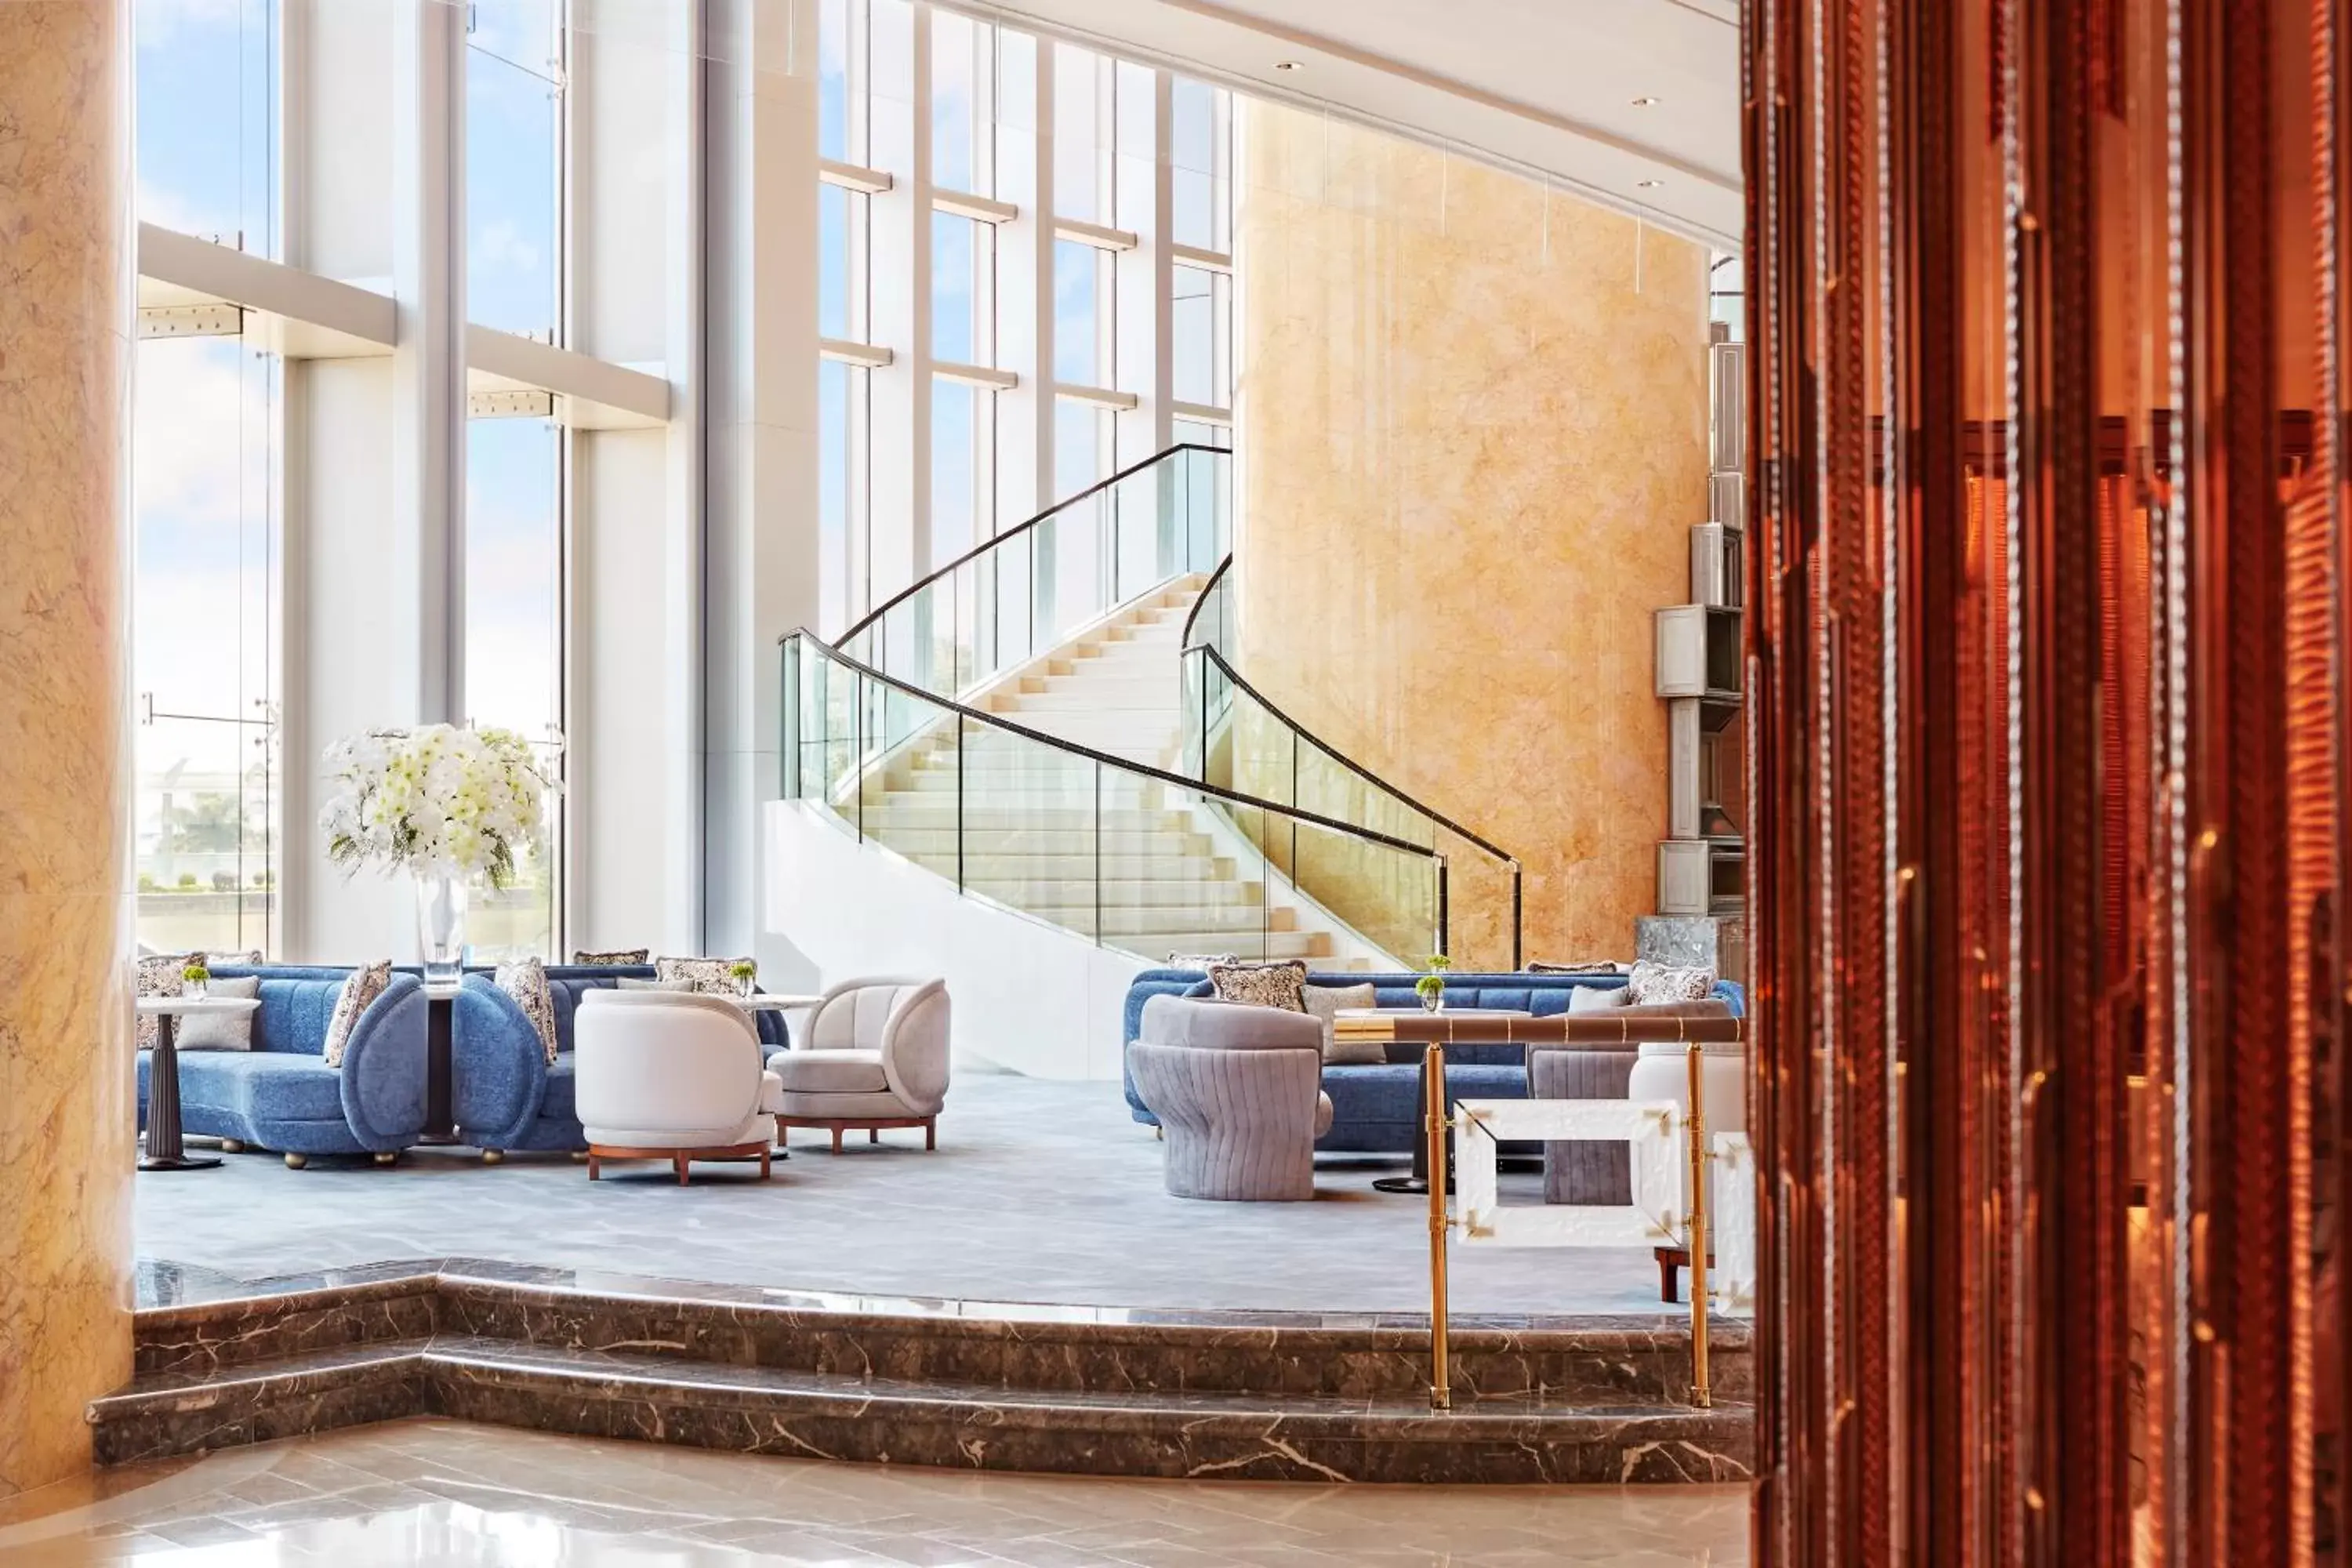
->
6, 0, 2352, 1562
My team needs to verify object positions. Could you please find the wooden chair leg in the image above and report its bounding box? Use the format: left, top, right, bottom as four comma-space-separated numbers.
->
674, 1152, 691, 1186
869, 1127, 880, 1145
829, 1126, 844, 1155
925, 1119, 936, 1151
588, 1152, 601, 1180
759, 1145, 771, 1180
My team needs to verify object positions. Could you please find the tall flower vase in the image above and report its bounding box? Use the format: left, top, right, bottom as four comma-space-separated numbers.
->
416, 874, 470, 989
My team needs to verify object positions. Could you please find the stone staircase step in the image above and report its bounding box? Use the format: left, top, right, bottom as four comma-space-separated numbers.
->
95, 1266, 1755, 1483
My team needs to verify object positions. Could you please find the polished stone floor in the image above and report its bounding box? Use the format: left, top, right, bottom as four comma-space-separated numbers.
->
0, 1420, 1754, 1566
137, 1077, 1671, 1316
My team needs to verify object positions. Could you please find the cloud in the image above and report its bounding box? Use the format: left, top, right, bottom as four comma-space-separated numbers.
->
471, 218, 544, 278
134, 337, 259, 536
134, 0, 244, 51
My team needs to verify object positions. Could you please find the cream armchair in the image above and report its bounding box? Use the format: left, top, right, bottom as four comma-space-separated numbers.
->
1626, 1040, 1748, 1301
770, 977, 950, 1152
575, 990, 782, 1185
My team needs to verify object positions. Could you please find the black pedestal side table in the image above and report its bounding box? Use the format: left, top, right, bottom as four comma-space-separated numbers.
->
136, 996, 257, 1171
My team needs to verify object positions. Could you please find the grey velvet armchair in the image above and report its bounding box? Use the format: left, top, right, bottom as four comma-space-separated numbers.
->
1127, 995, 1332, 1201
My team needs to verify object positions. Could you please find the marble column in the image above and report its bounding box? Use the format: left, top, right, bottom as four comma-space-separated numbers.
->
0, 0, 136, 1500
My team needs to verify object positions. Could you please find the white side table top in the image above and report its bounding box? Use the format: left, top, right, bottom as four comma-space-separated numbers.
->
136, 996, 262, 1017
734, 993, 825, 1011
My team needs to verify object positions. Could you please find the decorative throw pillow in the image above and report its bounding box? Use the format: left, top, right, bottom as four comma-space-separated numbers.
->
616, 976, 696, 992
1626, 960, 1715, 1007
1567, 984, 1634, 1014
655, 956, 755, 996
1207, 959, 1308, 1013
176, 975, 261, 1050
496, 957, 559, 1065
1165, 951, 1238, 971
321, 960, 391, 1069
573, 948, 650, 966
1527, 958, 1629, 975
134, 953, 191, 1049
1304, 982, 1381, 1064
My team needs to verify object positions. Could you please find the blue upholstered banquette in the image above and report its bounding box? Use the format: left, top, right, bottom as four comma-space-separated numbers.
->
134, 964, 431, 1158
1120, 969, 1747, 1155
451, 966, 790, 1153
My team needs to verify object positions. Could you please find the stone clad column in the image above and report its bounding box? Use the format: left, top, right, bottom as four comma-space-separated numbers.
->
0, 0, 135, 1500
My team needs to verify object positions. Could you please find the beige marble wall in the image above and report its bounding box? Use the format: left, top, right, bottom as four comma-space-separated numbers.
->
0, 0, 136, 1499
1234, 105, 1711, 968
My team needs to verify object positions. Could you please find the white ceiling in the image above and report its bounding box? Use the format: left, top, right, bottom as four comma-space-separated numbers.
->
972, 0, 1744, 249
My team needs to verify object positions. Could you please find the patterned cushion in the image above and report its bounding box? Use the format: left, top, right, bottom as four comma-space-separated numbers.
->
1527, 958, 1628, 975
1626, 960, 1715, 1006
321, 960, 391, 1069
1165, 951, 1238, 971
1568, 985, 1633, 1013
572, 948, 650, 965
135, 949, 261, 1048
496, 957, 559, 1065
1304, 982, 1380, 1064
177, 975, 261, 1050
1207, 960, 1308, 1012
655, 956, 754, 996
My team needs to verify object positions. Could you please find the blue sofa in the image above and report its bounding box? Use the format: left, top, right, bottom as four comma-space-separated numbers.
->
452, 965, 790, 1155
1121, 970, 1748, 1155
134, 964, 431, 1161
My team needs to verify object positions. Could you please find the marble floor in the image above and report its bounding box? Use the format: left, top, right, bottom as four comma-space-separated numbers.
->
0, 1420, 1754, 1566
137, 1077, 1673, 1317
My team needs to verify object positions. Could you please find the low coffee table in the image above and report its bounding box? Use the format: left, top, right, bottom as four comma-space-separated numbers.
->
1334, 1009, 1533, 1196
136, 996, 260, 1172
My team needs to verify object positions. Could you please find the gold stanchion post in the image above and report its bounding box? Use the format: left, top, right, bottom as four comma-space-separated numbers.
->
1426, 1041, 1451, 1412
1684, 1040, 1711, 1409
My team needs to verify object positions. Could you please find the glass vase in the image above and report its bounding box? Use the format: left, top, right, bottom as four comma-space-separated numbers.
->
416, 873, 469, 989
1421, 989, 1444, 1014
186, 976, 208, 1001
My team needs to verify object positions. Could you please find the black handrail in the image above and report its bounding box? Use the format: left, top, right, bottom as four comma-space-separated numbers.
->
782, 627, 1442, 862
1176, 582, 1517, 869
1177, 554, 1234, 652
842, 442, 1228, 646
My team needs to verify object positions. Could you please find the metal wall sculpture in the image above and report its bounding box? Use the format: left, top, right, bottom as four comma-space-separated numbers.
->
1743, 0, 2350, 1559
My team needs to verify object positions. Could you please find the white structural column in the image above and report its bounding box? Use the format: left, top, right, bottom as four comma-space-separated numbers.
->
862, 0, 924, 603
392, 0, 467, 726
280, 0, 417, 961
563, 0, 705, 953
705, 0, 822, 969
996, 37, 1052, 533
0, 0, 134, 1497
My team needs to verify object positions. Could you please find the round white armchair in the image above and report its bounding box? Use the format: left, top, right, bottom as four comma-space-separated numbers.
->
575, 989, 783, 1184
769, 976, 950, 1153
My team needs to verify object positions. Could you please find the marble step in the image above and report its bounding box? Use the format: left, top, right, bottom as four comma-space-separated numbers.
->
93, 1335, 1753, 1484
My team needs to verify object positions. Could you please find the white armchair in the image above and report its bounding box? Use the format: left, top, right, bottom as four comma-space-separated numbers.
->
575, 990, 783, 1185
770, 976, 949, 1152
1627, 1040, 1748, 1302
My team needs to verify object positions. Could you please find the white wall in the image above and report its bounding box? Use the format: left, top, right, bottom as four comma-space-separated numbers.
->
767, 800, 1149, 1080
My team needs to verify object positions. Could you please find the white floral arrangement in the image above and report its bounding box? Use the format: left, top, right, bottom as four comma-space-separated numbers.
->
321, 724, 559, 889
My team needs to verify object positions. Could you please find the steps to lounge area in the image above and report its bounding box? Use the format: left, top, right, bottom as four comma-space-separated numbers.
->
93, 1262, 1755, 1485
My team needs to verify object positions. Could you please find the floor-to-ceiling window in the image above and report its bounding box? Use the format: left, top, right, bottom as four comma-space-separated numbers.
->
463, 0, 565, 959
132, 0, 280, 958
816, 0, 1234, 646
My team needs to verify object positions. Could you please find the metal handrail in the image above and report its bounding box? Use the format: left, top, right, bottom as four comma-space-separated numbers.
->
782, 627, 1443, 862
842, 442, 1229, 646
1185, 641, 1519, 870
1177, 554, 1234, 653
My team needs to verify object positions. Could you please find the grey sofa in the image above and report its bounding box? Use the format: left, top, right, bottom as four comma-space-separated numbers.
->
1128, 996, 1333, 1201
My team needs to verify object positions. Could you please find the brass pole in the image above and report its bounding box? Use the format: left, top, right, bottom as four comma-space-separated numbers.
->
1685, 1040, 1711, 1409
1426, 1041, 1451, 1411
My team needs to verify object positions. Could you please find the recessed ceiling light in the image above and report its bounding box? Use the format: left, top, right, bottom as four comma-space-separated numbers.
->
1637, 178, 1665, 189
1273, 60, 1304, 71
1631, 95, 1661, 107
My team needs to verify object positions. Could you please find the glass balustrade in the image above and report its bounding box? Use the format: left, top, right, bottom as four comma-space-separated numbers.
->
783, 630, 1443, 964
838, 444, 1229, 706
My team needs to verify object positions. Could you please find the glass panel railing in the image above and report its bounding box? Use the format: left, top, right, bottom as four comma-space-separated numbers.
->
783, 630, 1442, 966
840, 444, 1229, 709
1176, 615, 1523, 969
